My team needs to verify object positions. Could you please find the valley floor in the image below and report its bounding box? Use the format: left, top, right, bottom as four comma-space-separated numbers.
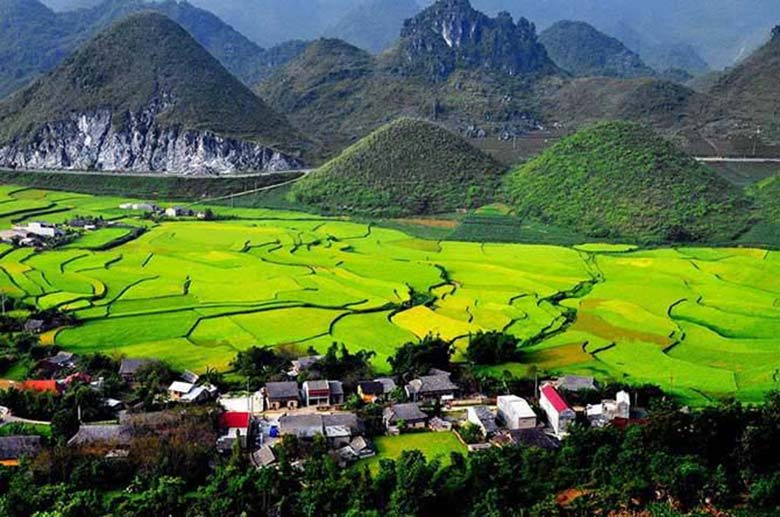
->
1, 185, 779, 404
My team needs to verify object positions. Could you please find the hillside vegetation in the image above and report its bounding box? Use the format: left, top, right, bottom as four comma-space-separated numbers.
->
539, 21, 655, 78
0, 13, 300, 150
504, 122, 752, 243
288, 118, 505, 216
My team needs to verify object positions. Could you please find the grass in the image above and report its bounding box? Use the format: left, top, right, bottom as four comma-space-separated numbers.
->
2, 186, 780, 403
359, 432, 468, 473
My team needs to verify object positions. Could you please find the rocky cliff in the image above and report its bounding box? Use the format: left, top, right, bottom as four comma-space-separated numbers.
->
0, 104, 300, 175
391, 0, 557, 81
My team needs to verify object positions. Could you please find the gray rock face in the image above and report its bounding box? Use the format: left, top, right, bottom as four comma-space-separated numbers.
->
0, 105, 301, 175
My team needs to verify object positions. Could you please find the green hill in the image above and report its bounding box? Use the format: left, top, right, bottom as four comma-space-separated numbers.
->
288, 118, 505, 216
504, 122, 752, 243
0, 12, 299, 149
539, 21, 655, 78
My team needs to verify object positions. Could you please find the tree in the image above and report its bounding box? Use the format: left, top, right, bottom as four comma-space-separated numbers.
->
388, 334, 453, 380
466, 331, 518, 365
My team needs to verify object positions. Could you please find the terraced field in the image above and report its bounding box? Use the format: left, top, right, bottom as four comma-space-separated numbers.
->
1, 186, 780, 404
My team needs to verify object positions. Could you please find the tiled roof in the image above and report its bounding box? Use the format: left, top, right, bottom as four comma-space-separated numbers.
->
266, 381, 300, 400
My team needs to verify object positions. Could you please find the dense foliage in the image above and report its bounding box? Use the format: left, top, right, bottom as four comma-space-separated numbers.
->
0, 0, 302, 98
466, 331, 518, 365
0, 12, 300, 151
505, 121, 753, 243
387, 334, 453, 380
289, 118, 505, 216
2, 394, 780, 515
539, 20, 655, 78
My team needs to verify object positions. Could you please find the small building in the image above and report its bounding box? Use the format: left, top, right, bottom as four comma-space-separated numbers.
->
405, 373, 459, 403
337, 436, 375, 463
323, 413, 360, 447
357, 377, 396, 403
15, 222, 64, 239
181, 384, 218, 404
554, 376, 598, 393
288, 355, 323, 377
540, 383, 576, 437
168, 381, 195, 401
586, 391, 631, 427
68, 424, 130, 448
252, 445, 276, 468
492, 428, 561, 450
0, 436, 42, 466
302, 380, 343, 407
119, 202, 159, 212
36, 351, 76, 375
23, 320, 45, 334
279, 414, 325, 440
497, 395, 537, 430
164, 206, 194, 218
217, 412, 252, 452
467, 405, 498, 436
119, 358, 153, 383
264, 381, 300, 410
383, 403, 428, 430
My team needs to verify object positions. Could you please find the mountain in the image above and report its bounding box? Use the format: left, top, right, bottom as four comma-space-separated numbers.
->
643, 43, 710, 76
707, 26, 780, 139
259, 1, 561, 158
469, 0, 780, 70
0, 13, 304, 174
539, 21, 654, 79
288, 118, 504, 216
389, 0, 557, 81
504, 122, 751, 243
0, 0, 304, 99
40, 0, 98, 9
324, 0, 421, 54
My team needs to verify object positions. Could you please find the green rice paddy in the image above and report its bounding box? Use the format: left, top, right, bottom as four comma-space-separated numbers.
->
1, 186, 780, 404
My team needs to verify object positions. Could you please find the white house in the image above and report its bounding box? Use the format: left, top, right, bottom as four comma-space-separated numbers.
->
15, 222, 64, 238
168, 381, 195, 401
587, 390, 631, 427
497, 395, 537, 430
539, 383, 576, 437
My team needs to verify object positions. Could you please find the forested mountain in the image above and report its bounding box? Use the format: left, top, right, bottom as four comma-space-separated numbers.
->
289, 118, 504, 215
504, 122, 752, 243
539, 21, 654, 78
259, 0, 560, 157
0, 13, 304, 174
324, 0, 421, 53
0, 0, 304, 99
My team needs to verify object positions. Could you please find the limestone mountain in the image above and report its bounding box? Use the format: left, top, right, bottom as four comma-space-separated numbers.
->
388, 0, 557, 81
504, 122, 751, 243
289, 118, 505, 216
539, 21, 655, 79
0, 13, 304, 174
324, 0, 421, 54
0, 0, 304, 98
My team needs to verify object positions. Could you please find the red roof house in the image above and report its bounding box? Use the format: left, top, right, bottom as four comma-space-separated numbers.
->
20, 380, 59, 394
219, 412, 250, 430
539, 383, 575, 436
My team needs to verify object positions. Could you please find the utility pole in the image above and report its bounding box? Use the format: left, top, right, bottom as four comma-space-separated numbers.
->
753, 126, 762, 157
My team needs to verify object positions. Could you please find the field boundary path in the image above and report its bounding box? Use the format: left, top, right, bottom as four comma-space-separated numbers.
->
192, 169, 312, 205
695, 157, 780, 163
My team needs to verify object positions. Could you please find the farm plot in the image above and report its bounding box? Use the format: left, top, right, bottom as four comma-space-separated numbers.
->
3, 186, 780, 403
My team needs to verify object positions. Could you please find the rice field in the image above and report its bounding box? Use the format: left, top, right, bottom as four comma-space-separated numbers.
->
1, 186, 780, 404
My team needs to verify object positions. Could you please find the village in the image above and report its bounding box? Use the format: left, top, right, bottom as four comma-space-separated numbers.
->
0, 347, 643, 470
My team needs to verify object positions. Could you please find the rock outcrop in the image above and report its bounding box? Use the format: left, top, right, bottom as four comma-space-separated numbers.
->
0, 105, 301, 175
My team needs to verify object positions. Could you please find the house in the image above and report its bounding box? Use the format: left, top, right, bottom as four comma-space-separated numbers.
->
279, 414, 326, 440
181, 370, 200, 384
383, 403, 428, 430
405, 373, 459, 403
0, 436, 42, 466
217, 412, 252, 452
119, 359, 153, 383
428, 416, 453, 432
302, 380, 344, 407
554, 375, 598, 392
467, 405, 498, 436
68, 425, 130, 448
586, 391, 631, 427
23, 319, 45, 334
264, 381, 300, 410
20, 380, 59, 394
357, 377, 396, 403
337, 435, 375, 463
540, 383, 576, 437
288, 355, 323, 377
36, 351, 76, 375
164, 206, 194, 218
168, 381, 195, 401
119, 203, 159, 212
497, 395, 537, 430
278, 413, 361, 446
181, 384, 218, 404
252, 445, 276, 468
14, 222, 64, 239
